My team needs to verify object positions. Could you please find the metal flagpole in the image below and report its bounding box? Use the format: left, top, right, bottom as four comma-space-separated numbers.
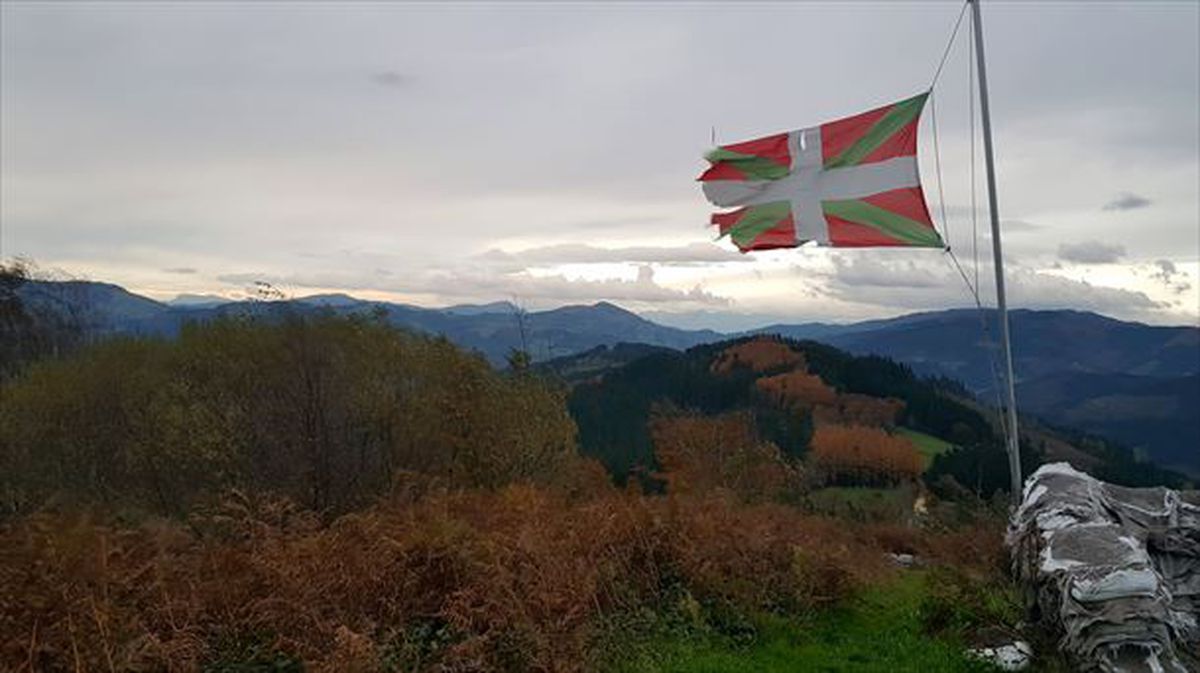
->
969, 0, 1023, 504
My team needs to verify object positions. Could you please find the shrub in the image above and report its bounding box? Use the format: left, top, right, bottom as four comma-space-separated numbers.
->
918, 566, 1022, 639
0, 488, 887, 672
0, 314, 579, 516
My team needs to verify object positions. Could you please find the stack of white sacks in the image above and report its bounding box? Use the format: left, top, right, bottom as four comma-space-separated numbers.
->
1008, 462, 1199, 673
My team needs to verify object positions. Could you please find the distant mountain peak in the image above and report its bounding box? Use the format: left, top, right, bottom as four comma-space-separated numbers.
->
590, 301, 638, 316
168, 293, 231, 308
444, 300, 517, 316
295, 293, 363, 307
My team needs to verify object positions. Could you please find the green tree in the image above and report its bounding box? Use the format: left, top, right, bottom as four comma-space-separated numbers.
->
0, 258, 87, 378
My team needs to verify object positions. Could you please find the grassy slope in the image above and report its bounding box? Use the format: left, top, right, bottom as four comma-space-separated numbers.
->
610, 573, 1002, 673
898, 427, 954, 470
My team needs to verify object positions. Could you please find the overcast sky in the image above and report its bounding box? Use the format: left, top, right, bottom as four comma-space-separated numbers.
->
2, 1, 1197, 329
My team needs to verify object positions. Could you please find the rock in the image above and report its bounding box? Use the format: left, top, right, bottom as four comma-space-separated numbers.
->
967, 641, 1033, 671
1007, 462, 1200, 673
886, 552, 918, 568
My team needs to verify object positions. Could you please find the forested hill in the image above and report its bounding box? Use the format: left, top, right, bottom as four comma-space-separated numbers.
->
754, 310, 1200, 476
561, 336, 1189, 497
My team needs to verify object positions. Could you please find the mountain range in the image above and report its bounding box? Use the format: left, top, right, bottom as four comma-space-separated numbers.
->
16, 279, 1200, 475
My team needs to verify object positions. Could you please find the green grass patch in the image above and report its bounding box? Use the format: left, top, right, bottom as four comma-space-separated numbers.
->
804, 486, 914, 522
607, 572, 1002, 673
898, 427, 955, 470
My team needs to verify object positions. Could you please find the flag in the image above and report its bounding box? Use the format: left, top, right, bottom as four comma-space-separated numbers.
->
699, 93, 943, 252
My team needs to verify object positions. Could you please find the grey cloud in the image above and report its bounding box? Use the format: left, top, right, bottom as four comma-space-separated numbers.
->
370, 70, 410, 88
1002, 220, 1042, 232
163, 266, 197, 274
2, 2, 1197, 324
572, 216, 673, 231
940, 207, 1042, 233
818, 255, 1163, 319
1057, 240, 1126, 265
454, 266, 728, 307
1150, 259, 1192, 295
1006, 270, 1163, 312
829, 255, 947, 289
217, 272, 279, 286
219, 263, 729, 308
1103, 192, 1152, 211
477, 242, 747, 270
1153, 259, 1179, 281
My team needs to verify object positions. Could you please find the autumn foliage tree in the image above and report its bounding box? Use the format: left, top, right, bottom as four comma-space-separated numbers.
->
710, 337, 804, 374
809, 424, 923, 487
756, 369, 838, 408
812, 393, 905, 428
650, 411, 797, 501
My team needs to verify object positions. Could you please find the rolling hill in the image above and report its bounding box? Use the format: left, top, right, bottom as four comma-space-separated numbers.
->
15, 281, 719, 365
13, 279, 1199, 474
1015, 372, 1200, 476
754, 308, 1200, 393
